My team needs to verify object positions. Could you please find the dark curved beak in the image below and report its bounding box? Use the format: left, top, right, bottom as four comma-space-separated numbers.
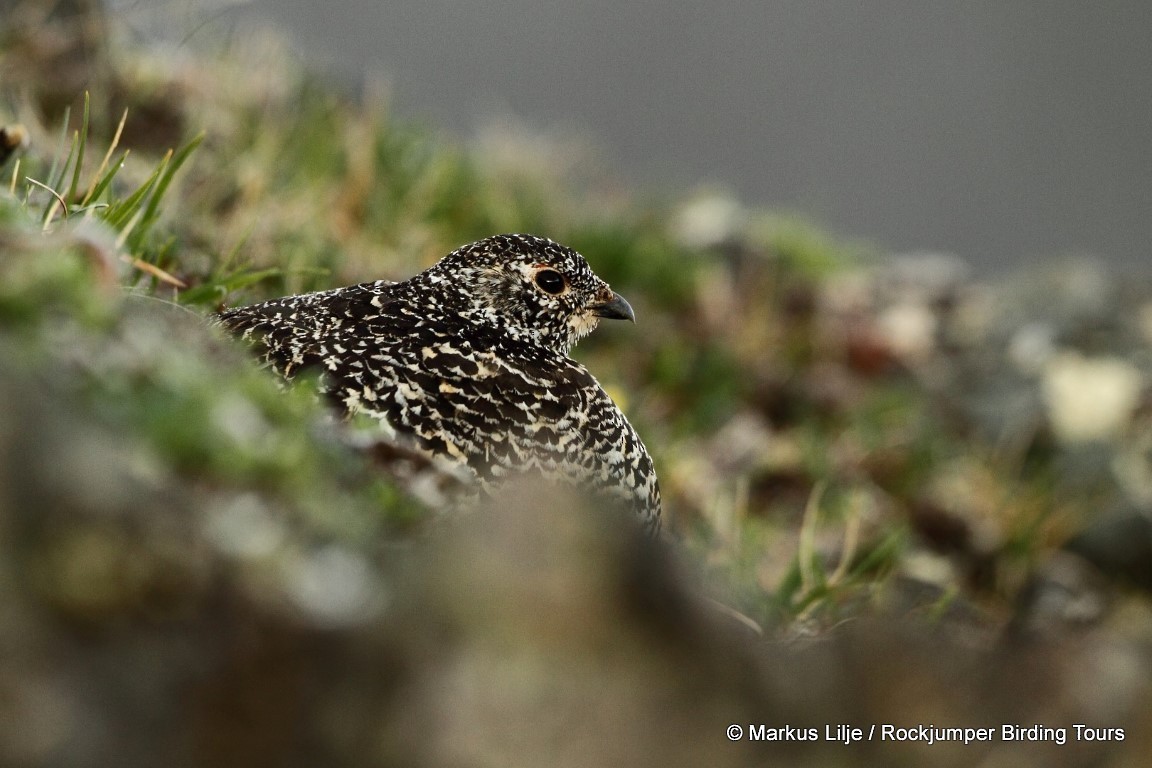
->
591, 291, 636, 323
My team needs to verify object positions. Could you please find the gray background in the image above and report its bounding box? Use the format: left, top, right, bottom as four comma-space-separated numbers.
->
135, 1, 1152, 273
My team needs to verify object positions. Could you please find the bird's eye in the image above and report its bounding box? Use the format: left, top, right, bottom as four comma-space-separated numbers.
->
534, 268, 566, 295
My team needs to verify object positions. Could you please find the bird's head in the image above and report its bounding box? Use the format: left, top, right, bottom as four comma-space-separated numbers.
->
426, 234, 635, 356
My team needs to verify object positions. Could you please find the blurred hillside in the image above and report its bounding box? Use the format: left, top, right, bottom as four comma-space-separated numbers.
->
3, 2, 1152, 765
194, 0, 1152, 273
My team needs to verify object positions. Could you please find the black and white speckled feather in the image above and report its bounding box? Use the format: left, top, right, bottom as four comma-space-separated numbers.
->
218, 234, 661, 532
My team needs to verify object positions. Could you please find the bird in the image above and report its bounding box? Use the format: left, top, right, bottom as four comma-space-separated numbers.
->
217, 234, 661, 533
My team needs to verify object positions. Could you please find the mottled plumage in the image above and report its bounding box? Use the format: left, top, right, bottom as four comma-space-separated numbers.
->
218, 234, 661, 532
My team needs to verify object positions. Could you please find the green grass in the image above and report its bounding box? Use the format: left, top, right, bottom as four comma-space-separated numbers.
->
0, 88, 425, 549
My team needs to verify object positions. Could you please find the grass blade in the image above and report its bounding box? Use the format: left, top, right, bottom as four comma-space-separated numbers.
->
67, 91, 91, 201
86, 149, 130, 206
42, 132, 77, 226
82, 108, 129, 205
132, 132, 205, 248
103, 159, 164, 231
27, 178, 69, 228
43, 104, 71, 192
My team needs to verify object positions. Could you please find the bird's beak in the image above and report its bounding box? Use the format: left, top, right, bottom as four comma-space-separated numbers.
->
591, 291, 636, 323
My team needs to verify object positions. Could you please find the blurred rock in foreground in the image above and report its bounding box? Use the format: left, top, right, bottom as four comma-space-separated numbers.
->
2, 367, 1151, 767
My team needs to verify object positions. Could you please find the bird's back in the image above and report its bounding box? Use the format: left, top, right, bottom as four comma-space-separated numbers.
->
219, 280, 661, 531
218, 280, 403, 380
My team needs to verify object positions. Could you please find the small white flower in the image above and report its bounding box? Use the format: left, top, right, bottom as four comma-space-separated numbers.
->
1042, 352, 1143, 443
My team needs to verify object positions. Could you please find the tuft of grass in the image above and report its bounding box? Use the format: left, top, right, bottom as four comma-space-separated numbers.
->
1, 89, 425, 547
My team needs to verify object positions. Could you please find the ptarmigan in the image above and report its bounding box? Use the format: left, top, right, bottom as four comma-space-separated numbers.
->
218, 234, 661, 533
